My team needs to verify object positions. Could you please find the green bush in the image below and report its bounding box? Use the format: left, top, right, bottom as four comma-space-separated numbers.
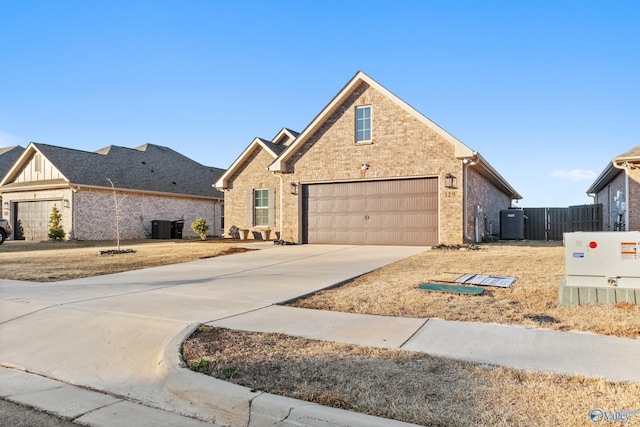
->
191, 218, 209, 240
48, 205, 65, 240
189, 359, 210, 372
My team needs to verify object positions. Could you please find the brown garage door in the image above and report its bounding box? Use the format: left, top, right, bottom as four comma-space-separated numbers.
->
302, 178, 438, 246
14, 200, 63, 241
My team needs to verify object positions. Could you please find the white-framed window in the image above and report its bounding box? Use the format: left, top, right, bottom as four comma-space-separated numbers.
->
254, 189, 269, 226
246, 188, 275, 227
355, 105, 372, 143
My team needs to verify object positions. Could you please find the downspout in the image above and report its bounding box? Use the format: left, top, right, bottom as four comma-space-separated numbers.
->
272, 171, 284, 241
213, 199, 218, 237
462, 156, 478, 242
71, 186, 80, 240
612, 161, 632, 231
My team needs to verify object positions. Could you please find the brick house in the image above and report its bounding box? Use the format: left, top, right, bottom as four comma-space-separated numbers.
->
0, 145, 25, 219
215, 71, 521, 246
0, 142, 224, 241
587, 145, 640, 231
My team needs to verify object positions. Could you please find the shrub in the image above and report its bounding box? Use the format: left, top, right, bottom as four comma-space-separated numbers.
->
48, 205, 65, 241
191, 218, 209, 240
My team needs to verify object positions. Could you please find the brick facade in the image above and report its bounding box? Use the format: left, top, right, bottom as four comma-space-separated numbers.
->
223, 80, 516, 244
465, 166, 512, 239
589, 146, 640, 232
224, 147, 281, 237
595, 171, 627, 231
2, 188, 222, 240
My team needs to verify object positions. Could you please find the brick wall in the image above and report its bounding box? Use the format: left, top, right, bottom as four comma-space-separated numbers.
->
595, 171, 626, 231
225, 82, 512, 245
73, 188, 222, 240
465, 166, 512, 240
222, 147, 281, 240
286, 83, 466, 244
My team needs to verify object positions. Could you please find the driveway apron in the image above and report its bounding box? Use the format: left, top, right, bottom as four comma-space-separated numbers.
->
0, 245, 426, 422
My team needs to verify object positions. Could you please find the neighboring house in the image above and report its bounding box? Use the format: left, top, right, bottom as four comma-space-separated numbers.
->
0, 146, 25, 218
0, 142, 225, 241
215, 71, 521, 246
587, 145, 640, 231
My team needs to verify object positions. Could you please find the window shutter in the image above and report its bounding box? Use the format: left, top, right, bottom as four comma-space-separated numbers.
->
268, 188, 276, 227
246, 190, 254, 227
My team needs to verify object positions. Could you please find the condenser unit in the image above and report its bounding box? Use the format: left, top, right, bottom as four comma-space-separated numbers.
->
564, 231, 640, 288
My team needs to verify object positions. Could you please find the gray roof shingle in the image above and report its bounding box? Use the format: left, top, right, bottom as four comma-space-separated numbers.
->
31, 143, 224, 199
0, 146, 25, 181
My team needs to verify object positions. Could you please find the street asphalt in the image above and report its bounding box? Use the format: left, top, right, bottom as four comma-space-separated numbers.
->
1, 242, 639, 426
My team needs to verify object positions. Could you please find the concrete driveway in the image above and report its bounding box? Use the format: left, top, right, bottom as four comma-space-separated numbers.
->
0, 244, 426, 425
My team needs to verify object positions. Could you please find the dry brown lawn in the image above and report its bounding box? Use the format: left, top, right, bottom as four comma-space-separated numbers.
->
4, 239, 640, 425
290, 241, 640, 338
0, 239, 249, 282
183, 327, 640, 427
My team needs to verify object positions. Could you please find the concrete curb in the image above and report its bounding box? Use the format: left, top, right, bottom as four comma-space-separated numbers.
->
0, 366, 215, 427
160, 323, 422, 427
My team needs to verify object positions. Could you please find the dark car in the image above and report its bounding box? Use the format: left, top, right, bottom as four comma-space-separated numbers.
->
0, 218, 11, 244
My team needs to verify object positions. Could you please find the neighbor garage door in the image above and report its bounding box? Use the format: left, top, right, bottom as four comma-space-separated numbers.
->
302, 178, 438, 246
14, 200, 63, 241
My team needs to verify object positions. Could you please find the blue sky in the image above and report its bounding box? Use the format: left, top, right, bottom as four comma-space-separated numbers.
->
1, 0, 639, 207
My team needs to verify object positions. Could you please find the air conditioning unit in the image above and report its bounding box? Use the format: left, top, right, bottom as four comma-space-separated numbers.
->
564, 231, 640, 288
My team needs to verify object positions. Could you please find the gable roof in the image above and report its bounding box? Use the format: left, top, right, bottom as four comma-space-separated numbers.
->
214, 137, 285, 189
587, 144, 640, 194
272, 128, 299, 147
215, 71, 520, 199
1, 142, 224, 199
269, 71, 477, 172
0, 146, 25, 182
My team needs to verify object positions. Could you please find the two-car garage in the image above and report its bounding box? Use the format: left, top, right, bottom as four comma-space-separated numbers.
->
302, 178, 438, 246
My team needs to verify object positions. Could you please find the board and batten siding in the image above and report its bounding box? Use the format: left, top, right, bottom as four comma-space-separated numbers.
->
13, 152, 65, 183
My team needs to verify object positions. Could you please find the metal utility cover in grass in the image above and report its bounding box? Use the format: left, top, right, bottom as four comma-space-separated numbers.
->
419, 283, 484, 295
455, 274, 516, 288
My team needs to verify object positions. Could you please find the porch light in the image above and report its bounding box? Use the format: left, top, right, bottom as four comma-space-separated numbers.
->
3, 202, 8, 209
64, 199, 70, 208
289, 182, 298, 195
445, 173, 457, 189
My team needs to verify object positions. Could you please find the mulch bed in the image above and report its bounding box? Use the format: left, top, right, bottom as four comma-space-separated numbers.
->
99, 249, 135, 255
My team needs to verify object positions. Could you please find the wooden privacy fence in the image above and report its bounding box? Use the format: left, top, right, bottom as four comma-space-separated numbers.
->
523, 204, 602, 240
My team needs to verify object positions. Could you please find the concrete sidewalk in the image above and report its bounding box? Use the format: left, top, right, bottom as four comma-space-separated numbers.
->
213, 305, 640, 383
1, 243, 639, 427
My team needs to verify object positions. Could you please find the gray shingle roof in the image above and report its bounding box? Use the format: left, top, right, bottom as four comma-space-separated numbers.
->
258, 138, 286, 156
32, 143, 224, 199
0, 146, 25, 181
